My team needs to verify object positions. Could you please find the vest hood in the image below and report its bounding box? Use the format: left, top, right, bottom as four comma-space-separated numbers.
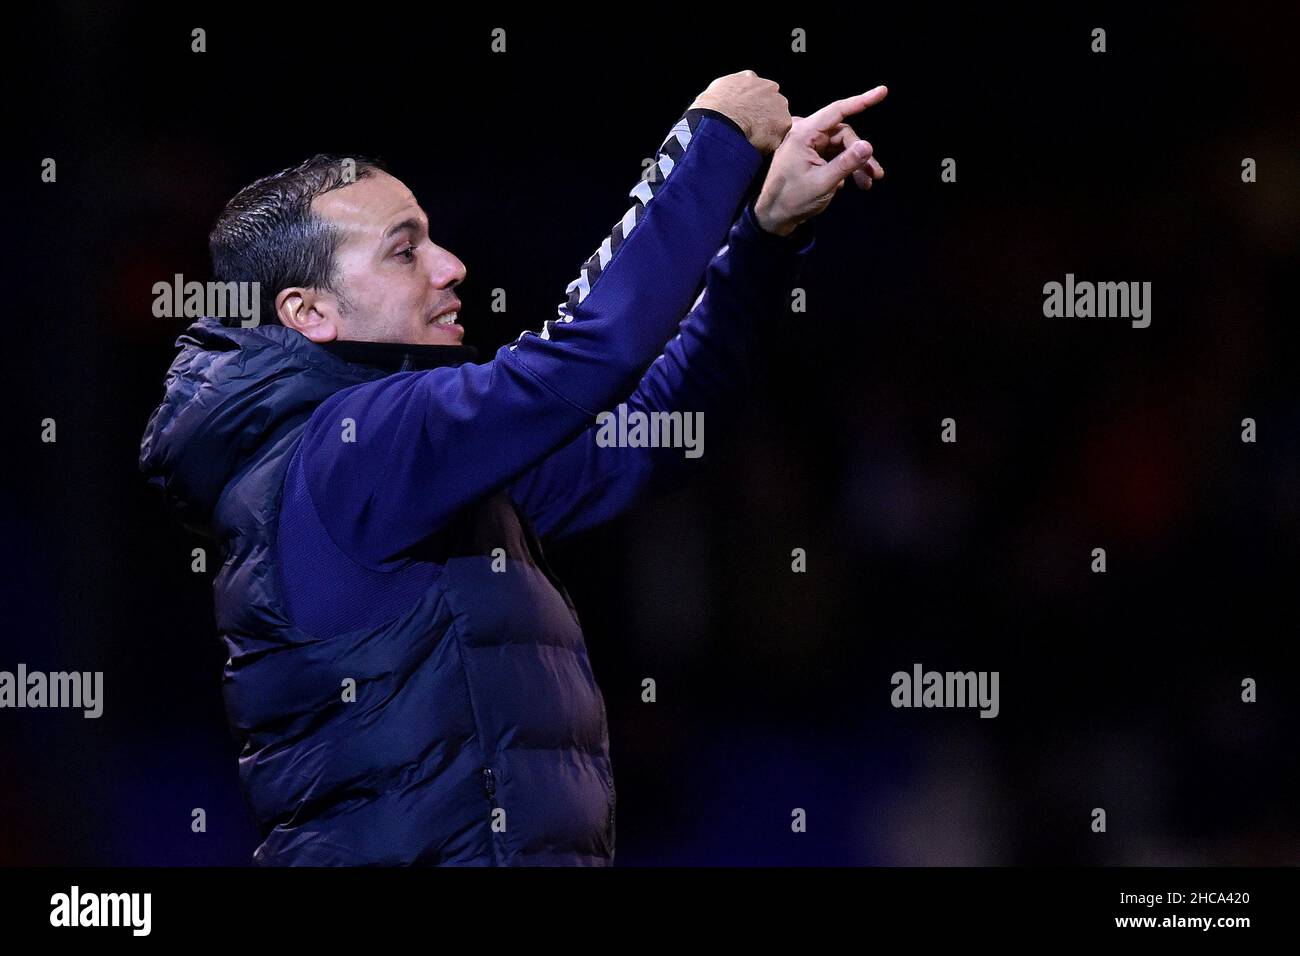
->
138, 316, 476, 536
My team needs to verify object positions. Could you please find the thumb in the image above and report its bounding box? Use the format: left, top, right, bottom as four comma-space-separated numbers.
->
817, 139, 871, 191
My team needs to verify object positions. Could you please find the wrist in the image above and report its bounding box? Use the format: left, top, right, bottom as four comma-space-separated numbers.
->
752, 193, 797, 237
685, 105, 749, 145
742, 198, 816, 253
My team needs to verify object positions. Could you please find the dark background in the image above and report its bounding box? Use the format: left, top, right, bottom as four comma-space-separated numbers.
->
4, 5, 1297, 865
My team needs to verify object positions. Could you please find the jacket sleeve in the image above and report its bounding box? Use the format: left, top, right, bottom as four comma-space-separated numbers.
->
507, 196, 817, 542
297, 109, 764, 567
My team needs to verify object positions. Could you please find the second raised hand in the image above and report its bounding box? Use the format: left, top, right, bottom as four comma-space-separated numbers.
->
754, 85, 888, 236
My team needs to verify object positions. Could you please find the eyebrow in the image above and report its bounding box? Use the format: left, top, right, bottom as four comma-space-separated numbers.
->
383, 217, 426, 241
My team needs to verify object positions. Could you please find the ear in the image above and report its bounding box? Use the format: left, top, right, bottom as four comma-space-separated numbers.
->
277, 287, 338, 342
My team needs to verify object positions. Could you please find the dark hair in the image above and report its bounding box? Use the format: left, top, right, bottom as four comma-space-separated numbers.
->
208, 153, 387, 325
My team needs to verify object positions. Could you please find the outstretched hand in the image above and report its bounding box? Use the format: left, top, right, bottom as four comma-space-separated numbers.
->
754, 86, 888, 236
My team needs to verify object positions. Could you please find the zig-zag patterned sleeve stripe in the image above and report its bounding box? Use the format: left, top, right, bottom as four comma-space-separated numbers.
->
509, 112, 704, 350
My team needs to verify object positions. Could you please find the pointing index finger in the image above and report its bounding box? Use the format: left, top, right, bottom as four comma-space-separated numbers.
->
804, 85, 888, 133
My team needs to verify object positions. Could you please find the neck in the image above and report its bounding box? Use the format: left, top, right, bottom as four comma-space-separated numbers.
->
319, 338, 479, 372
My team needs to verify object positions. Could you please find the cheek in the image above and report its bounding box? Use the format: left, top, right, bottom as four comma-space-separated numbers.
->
384, 268, 425, 304
352, 270, 415, 319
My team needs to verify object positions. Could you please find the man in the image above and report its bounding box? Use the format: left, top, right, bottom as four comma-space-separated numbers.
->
139, 71, 887, 865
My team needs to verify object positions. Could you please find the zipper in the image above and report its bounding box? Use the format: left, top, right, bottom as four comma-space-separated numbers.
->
605, 773, 617, 851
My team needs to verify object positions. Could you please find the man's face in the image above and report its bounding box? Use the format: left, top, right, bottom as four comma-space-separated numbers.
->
306, 170, 466, 345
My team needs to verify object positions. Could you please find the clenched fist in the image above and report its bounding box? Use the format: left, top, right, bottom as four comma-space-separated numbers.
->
690, 70, 791, 155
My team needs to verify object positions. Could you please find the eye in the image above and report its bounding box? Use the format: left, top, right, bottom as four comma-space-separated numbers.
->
397, 245, 418, 263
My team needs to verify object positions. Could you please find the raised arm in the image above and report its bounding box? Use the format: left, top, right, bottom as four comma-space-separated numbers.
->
509, 86, 890, 542
509, 196, 816, 540
299, 85, 790, 567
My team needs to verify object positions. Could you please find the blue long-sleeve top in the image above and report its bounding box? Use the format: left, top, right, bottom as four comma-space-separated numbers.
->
276, 109, 817, 636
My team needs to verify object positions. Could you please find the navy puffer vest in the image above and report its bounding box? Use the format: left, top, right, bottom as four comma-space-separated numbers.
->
140, 318, 615, 865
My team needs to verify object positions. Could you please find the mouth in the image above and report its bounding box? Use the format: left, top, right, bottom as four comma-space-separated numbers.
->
429, 299, 463, 327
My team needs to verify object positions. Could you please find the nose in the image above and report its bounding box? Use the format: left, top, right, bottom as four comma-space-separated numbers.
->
431, 246, 467, 291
